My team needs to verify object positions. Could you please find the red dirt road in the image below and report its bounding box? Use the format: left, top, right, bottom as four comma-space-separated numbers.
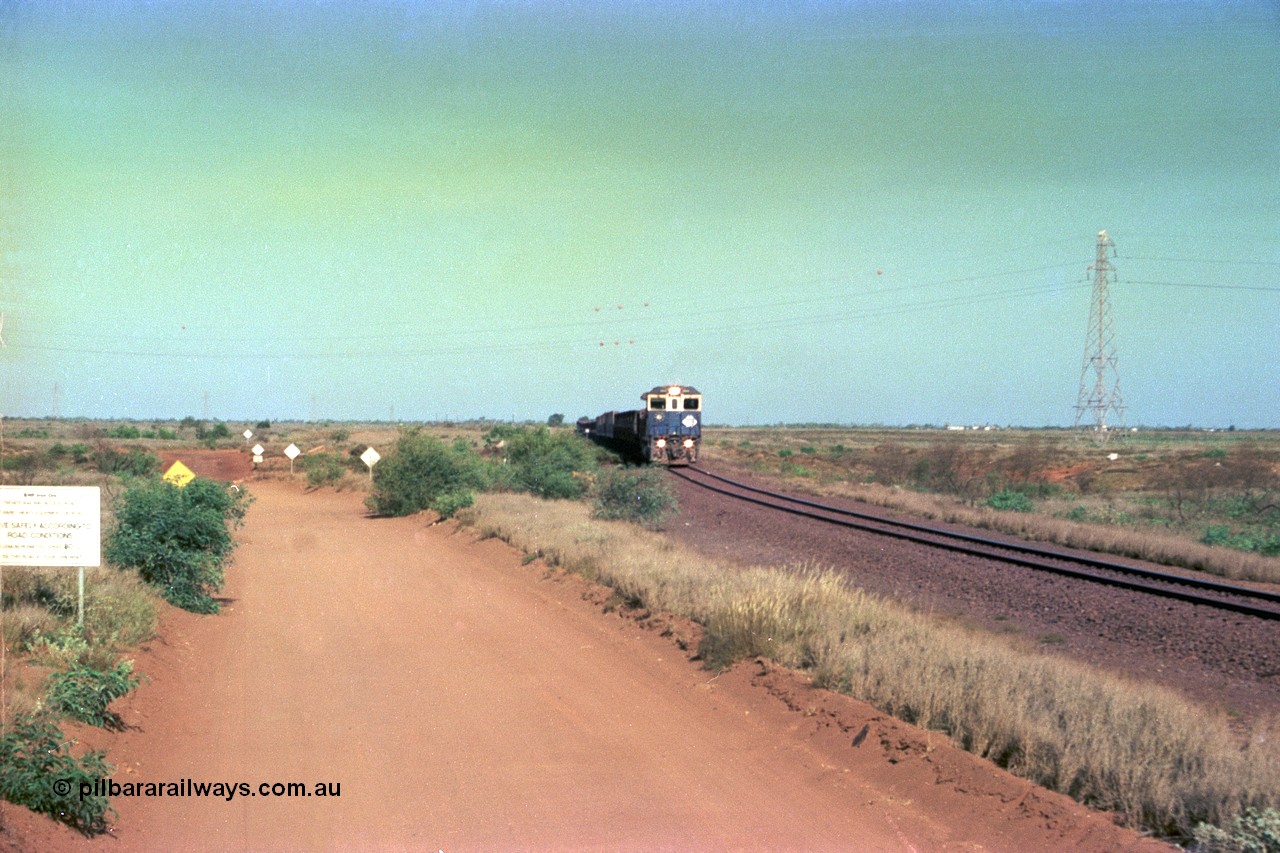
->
3, 481, 1170, 851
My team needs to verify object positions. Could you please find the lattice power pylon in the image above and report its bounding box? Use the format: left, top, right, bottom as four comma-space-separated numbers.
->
1074, 230, 1125, 438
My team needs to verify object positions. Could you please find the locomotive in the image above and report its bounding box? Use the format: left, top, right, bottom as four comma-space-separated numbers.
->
577, 385, 702, 465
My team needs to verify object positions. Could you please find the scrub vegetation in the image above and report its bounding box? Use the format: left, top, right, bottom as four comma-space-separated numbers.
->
364, 424, 671, 525
1, 427, 252, 836
105, 477, 251, 614
710, 427, 1280, 583
2, 417, 1277, 845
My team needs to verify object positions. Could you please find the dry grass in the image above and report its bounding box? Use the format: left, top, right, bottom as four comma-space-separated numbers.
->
800, 480, 1280, 583
462, 492, 1280, 842
2, 565, 159, 720
701, 429, 1280, 585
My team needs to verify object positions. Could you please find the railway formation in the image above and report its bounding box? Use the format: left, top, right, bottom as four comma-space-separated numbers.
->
671, 465, 1280, 623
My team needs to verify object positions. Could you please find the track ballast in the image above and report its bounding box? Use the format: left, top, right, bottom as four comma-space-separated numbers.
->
671, 465, 1280, 622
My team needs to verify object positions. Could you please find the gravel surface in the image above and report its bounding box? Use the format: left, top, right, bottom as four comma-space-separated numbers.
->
665, 465, 1280, 726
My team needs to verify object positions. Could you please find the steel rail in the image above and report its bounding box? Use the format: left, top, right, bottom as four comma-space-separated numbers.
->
670, 466, 1280, 621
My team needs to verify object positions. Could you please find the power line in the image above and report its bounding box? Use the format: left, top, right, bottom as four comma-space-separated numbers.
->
1123, 256, 1280, 267
1123, 280, 1280, 292
26, 258, 1092, 352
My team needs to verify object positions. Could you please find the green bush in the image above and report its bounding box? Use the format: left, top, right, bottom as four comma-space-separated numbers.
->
1193, 806, 1280, 852
986, 489, 1034, 512
299, 451, 348, 488
431, 490, 475, 519
48, 661, 141, 729
1201, 525, 1280, 556
491, 426, 597, 499
105, 478, 249, 613
93, 446, 160, 478
0, 713, 115, 835
366, 430, 487, 518
591, 467, 678, 529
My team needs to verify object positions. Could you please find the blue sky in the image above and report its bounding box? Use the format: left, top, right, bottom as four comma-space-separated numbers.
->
1, 0, 1277, 426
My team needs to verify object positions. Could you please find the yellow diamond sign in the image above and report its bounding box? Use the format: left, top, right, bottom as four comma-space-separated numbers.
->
162, 460, 196, 488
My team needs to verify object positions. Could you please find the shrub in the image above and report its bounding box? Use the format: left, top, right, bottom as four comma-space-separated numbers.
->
987, 489, 1034, 512
299, 452, 348, 488
195, 421, 232, 447
591, 467, 678, 529
93, 446, 159, 478
431, 490, 475, 519
105, 478, 249, 613
48, 661, 141, 729
0, 713, 115, 835
490, 426, 597, 499
1201, 525, 1280, 556
1193, 807, 1280, 852
366, 429, 487, 518
0, 452, 43, 483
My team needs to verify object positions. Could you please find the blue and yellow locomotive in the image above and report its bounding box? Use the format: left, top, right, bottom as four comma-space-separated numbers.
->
577, 385, 702, 465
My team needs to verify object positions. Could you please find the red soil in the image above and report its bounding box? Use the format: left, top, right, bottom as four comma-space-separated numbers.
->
156, 449, 254, 483
1, 474, 1172, 852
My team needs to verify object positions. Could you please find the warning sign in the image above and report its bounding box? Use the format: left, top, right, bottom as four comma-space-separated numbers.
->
0, 486, 101, 567
163, 460, 197, 488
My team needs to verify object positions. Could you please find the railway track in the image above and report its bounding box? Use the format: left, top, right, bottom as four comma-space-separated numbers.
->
670, 465, 1280, 622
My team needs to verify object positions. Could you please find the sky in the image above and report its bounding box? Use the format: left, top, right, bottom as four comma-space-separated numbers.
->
1, 0, 1277, 427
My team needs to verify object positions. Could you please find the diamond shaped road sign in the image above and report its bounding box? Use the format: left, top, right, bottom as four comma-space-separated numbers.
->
360, 447, 381, 468
162, 460, 196, 488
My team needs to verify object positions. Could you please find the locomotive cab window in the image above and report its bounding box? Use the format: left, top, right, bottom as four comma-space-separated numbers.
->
682, 397, 701, 411
648, 397, 667, 410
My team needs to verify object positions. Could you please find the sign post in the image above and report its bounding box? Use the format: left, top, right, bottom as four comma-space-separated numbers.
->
284, 443, 301, 474
360, 446, 381, 483
0, 486, 102, 627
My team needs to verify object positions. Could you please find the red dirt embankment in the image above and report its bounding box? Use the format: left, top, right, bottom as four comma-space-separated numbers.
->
1, 479, 1171, 851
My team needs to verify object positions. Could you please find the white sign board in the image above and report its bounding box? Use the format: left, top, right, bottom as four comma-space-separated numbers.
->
284, 444, 301, 460
243, 429, 253, 440
252, 444, 265, 456
0, 486, 101, 567
360, 447, 381, 468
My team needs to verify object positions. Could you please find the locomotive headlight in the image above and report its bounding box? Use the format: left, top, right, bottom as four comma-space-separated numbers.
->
655, 438, 667, 449
683, 438, 694, 449
668, 385, 681, 396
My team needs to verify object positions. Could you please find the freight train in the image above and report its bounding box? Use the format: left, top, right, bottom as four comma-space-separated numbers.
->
577, 385, 702, 465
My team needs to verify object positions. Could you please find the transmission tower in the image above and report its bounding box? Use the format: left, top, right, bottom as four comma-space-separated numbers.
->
1074, 230, 1125, 439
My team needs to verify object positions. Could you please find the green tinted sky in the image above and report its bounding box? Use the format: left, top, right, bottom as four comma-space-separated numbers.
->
2, 0, 1277, 426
